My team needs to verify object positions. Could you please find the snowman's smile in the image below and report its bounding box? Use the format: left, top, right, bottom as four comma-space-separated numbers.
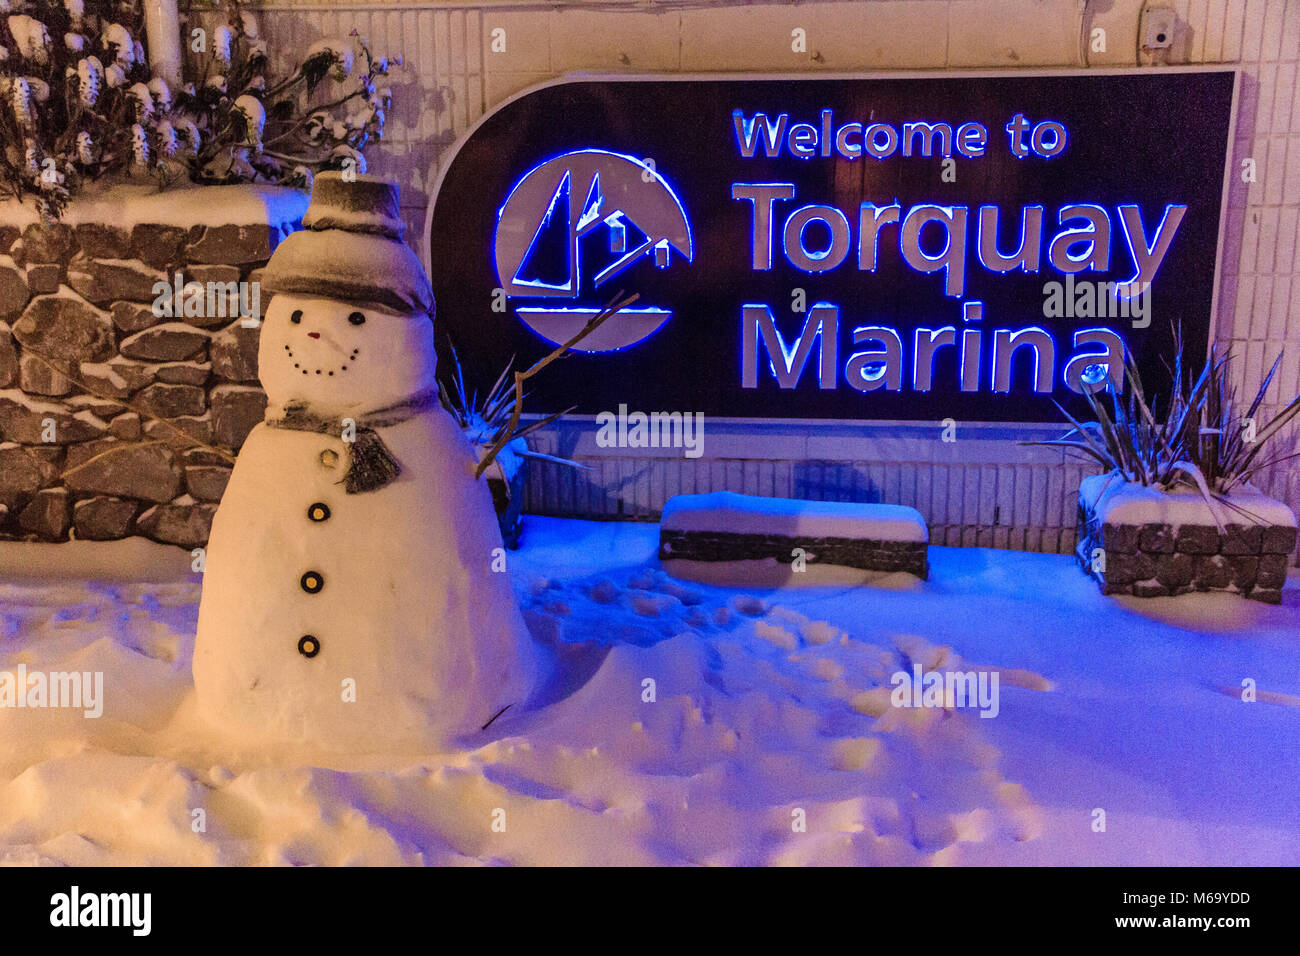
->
284, 343, 361, 377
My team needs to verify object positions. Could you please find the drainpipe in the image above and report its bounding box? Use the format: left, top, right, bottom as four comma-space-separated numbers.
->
142, 0, 183, 87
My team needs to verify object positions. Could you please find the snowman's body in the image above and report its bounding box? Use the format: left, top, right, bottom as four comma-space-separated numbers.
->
193, 289, 539, 752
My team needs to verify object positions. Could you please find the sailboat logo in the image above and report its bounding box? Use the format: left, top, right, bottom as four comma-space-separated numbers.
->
494, 149, 694, 352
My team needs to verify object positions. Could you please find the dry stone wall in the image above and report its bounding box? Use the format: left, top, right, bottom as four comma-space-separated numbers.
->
1076, 497, 1297, 605
659, 530, 929, 579
0, 196, 303, 549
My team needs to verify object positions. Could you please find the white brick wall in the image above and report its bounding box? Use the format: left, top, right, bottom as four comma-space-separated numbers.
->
241, 0, 1300, 552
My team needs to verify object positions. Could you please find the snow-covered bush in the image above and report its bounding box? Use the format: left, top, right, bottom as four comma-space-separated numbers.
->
0, 0, 399, 219
437, 342, 523, 449
1030, 333, 1300, 498
1192, 348, 1300, 494
437, 341, 588, 486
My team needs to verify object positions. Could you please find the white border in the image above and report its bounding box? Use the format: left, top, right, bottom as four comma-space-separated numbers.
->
1210, 67, 1243, 353
422, 67, 1243, 428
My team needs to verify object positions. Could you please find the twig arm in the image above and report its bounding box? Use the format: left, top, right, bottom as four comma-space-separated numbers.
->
474, 291, 638, 479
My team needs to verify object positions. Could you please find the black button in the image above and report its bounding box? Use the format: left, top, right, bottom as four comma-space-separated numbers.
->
307, 502, 331, 522
298, 635, 320, 658
300, 571, 324, 593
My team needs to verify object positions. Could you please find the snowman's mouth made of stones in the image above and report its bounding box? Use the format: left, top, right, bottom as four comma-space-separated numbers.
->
284, 344, 360, 377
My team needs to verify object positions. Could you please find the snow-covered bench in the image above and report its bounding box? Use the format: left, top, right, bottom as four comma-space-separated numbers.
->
659, 491, 929, 579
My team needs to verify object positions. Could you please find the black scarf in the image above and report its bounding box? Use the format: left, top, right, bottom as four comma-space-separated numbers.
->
264, 387, 439, 493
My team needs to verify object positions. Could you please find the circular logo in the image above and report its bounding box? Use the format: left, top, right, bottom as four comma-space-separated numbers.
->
494, 149, 693, 352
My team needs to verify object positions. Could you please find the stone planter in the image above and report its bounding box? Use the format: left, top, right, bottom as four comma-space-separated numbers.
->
0, 183, 307, 548
1076, 473, 1297, 604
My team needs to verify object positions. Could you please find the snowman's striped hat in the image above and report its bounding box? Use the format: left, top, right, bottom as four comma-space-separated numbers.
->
262, 172, 435, 318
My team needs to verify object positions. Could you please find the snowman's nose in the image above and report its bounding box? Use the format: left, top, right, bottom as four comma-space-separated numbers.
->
307, 332, 321, 339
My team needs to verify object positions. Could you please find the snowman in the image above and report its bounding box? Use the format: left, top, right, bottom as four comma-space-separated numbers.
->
192, 172, 541, 753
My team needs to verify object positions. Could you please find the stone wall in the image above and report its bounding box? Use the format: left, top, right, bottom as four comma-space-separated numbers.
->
659, 530, 929, 580
1076, 498, 1297, 605
0, 190, 304, 549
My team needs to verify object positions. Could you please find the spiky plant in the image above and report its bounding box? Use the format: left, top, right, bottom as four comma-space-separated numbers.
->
437, 341, 519, 444
1027, 332, 1300, 508
441, 291, 639, 482
437, 342, 585, 480
1193, 350, 1300, 494
1030, 345, 1207, 489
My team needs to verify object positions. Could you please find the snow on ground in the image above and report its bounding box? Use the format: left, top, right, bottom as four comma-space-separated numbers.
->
0, 517, 1297, 865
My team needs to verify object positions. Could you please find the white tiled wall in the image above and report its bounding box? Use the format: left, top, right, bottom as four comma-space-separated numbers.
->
242, 0, 1300, 553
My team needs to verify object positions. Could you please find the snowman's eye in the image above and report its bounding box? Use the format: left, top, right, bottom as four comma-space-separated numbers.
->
290, 310, 303, 324
348, 311, 366, 326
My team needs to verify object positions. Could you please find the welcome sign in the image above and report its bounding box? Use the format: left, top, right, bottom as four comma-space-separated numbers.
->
427, 69, 1237, 423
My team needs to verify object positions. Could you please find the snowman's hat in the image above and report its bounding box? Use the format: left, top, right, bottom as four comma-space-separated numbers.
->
262, 171, 435, 318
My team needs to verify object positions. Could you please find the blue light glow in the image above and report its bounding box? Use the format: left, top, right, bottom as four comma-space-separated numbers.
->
1047, 204, 1111, 274
976, 204, 1044, 274
741, 303, 838, 389
992, 326, 1055, 393
732, 183, 796, 271
846, 326, 903, 392
783, 204, 852, 273
495, 148, 694, 351
1063, 327, 1125, 393
1116, 203, 1187, 295
912, 326, 957, 392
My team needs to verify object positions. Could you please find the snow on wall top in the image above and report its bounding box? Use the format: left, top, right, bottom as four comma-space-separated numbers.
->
0, 182, 309, 230
660, 491, 929, 542
1081, 473, 1298, 529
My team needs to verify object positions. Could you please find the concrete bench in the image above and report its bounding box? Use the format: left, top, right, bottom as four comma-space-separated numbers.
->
659, 491, 929, 579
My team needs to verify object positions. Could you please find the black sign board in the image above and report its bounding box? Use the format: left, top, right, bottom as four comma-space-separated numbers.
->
427, 70, 1237, 422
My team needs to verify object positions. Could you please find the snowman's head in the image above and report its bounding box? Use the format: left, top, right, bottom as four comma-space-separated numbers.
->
259, 292, 437, 413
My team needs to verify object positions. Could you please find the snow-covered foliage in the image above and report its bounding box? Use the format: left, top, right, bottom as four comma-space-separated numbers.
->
1029, 332, 1300, 497
0, 0, 400, 219
437, 341, 587, 481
